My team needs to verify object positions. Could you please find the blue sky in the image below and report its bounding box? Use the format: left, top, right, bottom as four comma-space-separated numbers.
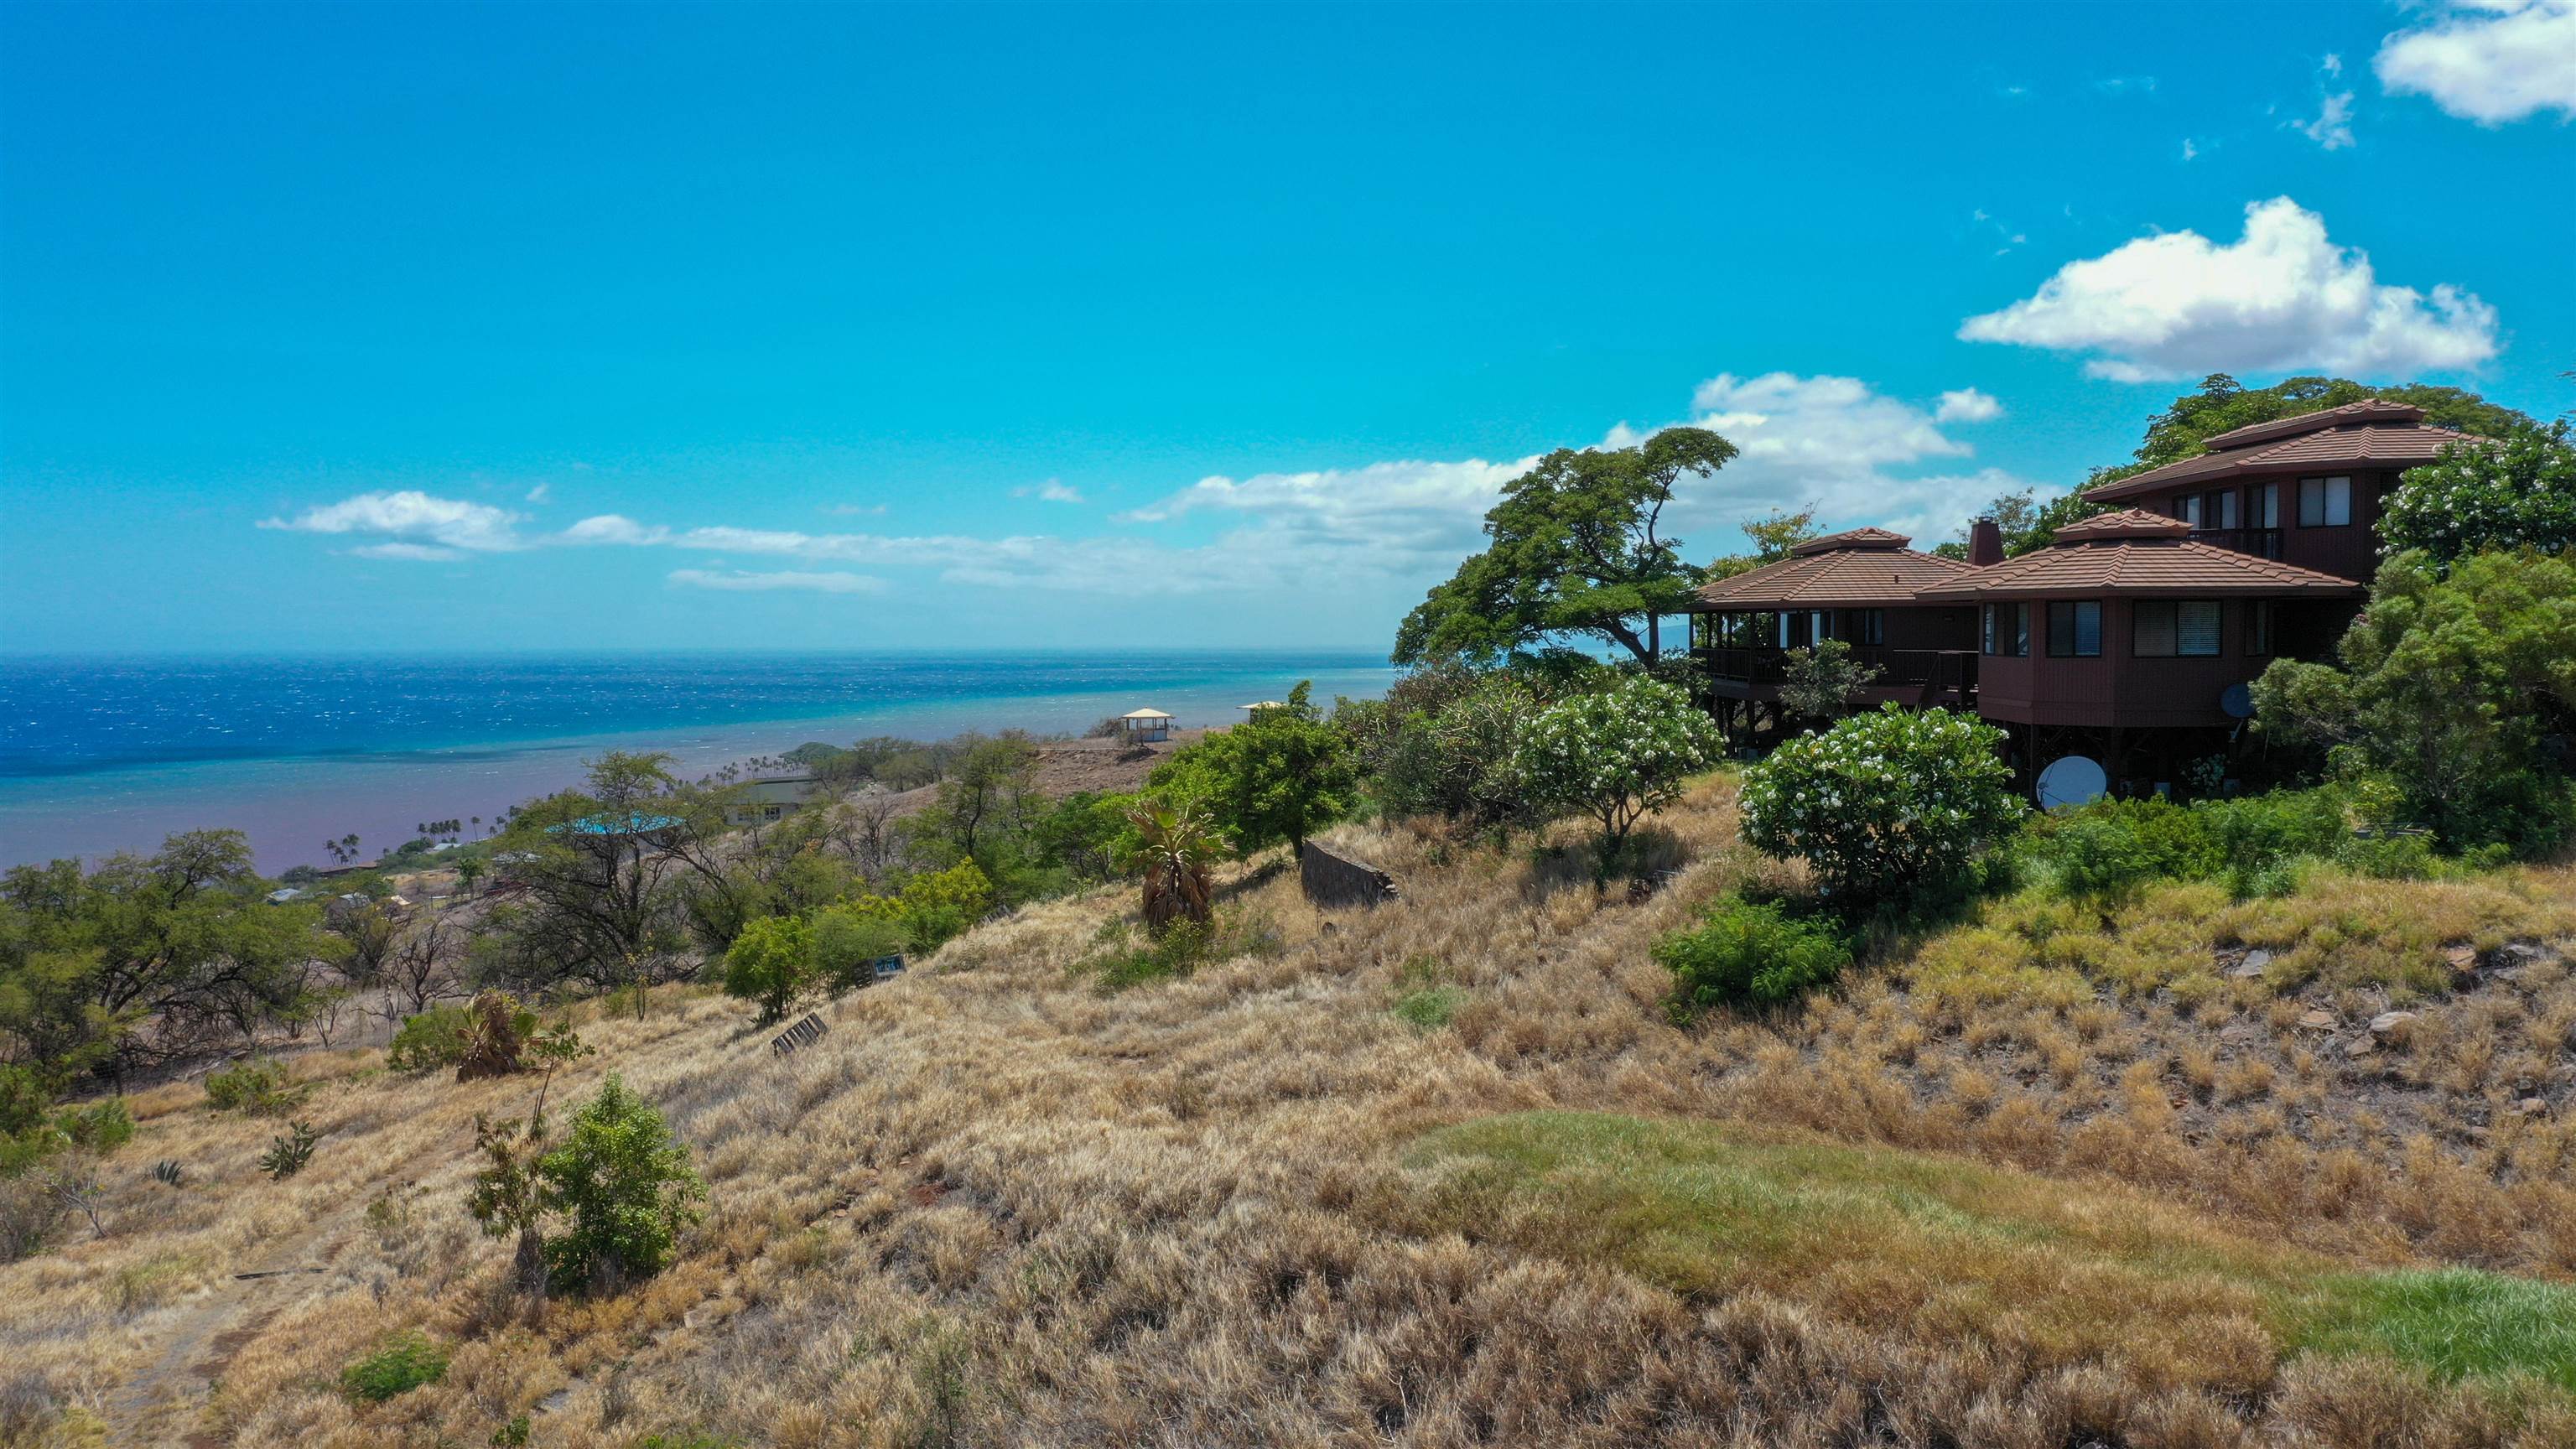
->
3, 1, 2570, 655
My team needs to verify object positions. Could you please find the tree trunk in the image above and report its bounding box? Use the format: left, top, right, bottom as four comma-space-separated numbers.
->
514, 1226, 548, 1301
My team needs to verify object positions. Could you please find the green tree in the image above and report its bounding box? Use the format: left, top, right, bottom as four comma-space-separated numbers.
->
1512, 676, 1723, 875
1394, 428, 1738, 666
480, 753, 737, 995
720, 915, 814, 1024
1739, 704, 2023, 904
538, 1074, 704, 1296
1777, 640, 1882, 720
1701, 506, 1822, 583
463, 1022, 593, 1303
1363, 671, 1539, 829
2252, 549, 2576, 854
922, 732, 1040, 869
1, 832, 340, 1083
2087, 373, 2532, 489
1147, 683, 1358, 856
2379, 420, 2576, 569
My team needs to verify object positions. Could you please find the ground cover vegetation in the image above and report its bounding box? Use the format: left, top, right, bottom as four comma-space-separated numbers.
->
3, 401, 2573, 1446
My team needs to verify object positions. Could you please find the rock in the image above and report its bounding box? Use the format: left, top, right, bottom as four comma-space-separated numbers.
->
2512, 1097, 2550, 1118
2344, 1036, 2376, 1059
2219, 1022, 2261, 1044
2227, 950, 2272, 980
2369, 1010, 2419, 1040
2298, 1009, 2336, 1030
2442, 944, 2480, 988
2492, 942, 2547, 972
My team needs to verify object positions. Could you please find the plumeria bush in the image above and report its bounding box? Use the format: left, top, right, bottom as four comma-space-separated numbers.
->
1513, 675, 1723, 875
1739, 704, 2021, 905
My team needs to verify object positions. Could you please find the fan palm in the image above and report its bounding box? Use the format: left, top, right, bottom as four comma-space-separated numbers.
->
1125, 801, 1221, 934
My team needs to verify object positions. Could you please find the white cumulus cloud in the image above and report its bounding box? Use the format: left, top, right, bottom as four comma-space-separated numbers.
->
1957, 197, 2500, 382
1936, 387, 2005, 423
668, 569, 887, 595
2377, 0, 2576, 124
260, 491, 526, 553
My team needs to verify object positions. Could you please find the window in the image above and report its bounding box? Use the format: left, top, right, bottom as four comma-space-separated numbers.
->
2045, 600, 2102, 657
1808, 610, 1831, 644
2298, 475, 2351, 527
2174, 493, 2201, 527
1982, 602, 2028, 657
2246, 600, 2272, 657
2206, 490, 2240, 530
2135, 600, 2223, 657
1857, 609, 1885, 646
2251, 481, 2281, 529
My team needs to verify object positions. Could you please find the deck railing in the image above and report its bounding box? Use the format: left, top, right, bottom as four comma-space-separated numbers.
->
2187, 527, 2287, 560
1694, 646, 1977, 699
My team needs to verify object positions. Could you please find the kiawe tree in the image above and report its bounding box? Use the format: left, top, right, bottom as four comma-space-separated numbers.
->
1394, 427, 1738, 667
1146, 682, 1358, 857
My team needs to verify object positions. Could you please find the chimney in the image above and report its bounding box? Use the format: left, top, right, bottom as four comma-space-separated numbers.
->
1967, 516, 2006, 566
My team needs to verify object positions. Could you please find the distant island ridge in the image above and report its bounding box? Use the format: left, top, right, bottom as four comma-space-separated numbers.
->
0, 650, 1400, 870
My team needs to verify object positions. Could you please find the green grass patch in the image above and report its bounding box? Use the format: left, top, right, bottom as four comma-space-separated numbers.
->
340, 1330, 449, 1402
1402, 1111, 2576, 1399
1392, 985, 1463, 1031
2302, 1270, 2576, 1393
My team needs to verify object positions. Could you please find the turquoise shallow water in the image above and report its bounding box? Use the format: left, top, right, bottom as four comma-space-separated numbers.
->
0, 651, 1397, 870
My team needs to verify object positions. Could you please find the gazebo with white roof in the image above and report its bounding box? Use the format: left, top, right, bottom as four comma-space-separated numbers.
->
1119, 708, 1173, 743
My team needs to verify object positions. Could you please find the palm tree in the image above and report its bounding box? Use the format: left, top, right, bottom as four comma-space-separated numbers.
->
1124, 801, 1222, 934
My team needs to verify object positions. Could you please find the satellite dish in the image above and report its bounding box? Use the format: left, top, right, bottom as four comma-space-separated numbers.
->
2220, 683, 2255, 719
2036, 755, 2108, 812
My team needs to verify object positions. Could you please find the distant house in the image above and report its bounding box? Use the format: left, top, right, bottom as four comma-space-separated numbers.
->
1685, 400, 2445, 803
1119, 708, 1174, 743
726, 775, 828, 827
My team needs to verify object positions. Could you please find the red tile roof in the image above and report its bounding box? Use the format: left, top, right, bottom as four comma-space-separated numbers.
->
2082, 398, 2490, 503
2051, 508, 2191, 542
1693, 539, 1976, 610
1790, 526, 1911, 556
1915, 532, 2366, 602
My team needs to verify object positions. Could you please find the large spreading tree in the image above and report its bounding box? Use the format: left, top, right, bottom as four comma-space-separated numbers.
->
1394, 428, 1738, 667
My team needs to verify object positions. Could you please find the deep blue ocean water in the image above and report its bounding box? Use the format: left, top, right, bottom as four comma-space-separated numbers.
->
0, 651, 1397, 870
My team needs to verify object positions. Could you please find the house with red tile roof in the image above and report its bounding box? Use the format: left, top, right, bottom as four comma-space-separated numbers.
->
1686, 401, 2453, 799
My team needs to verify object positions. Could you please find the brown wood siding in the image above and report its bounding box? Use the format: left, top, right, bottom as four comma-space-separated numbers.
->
1979, 599, 2269, 728
2151, 469, 2392, 584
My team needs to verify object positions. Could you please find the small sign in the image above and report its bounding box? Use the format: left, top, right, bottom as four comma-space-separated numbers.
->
870, 954, 906, 983
771, 1012, 828, 1057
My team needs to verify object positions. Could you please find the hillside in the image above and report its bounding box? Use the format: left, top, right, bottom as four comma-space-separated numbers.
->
10, 775, 2576, 1448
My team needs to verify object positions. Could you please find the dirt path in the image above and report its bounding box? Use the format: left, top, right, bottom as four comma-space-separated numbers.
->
103, 1210, 370, 1447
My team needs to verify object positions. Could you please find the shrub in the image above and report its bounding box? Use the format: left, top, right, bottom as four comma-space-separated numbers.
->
1363, 672, 1537, 829
203, 1059, 308, 1117
2033, 797, 2221, 901
1739, 704, 2022, 904
386, 1003, 472, 1072
456, 991, 542, 1082
1392, 986, 1463, 1031
339, 1331, 448, 1402
1513, 675, 1723, 874
809, 904, 911, 989
538, 1075, 704, 1296
1078, 920, 1209, 991
260, 1120, 319, 1180
2379, 419, 2576, 569
1654, 898, 1853, 1015
721, 914, 814, 1023
1145, 681, 1359, 855
2254, 548, 2576, 855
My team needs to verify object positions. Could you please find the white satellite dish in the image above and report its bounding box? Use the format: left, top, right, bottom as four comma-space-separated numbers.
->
2036, 755, 2108, 812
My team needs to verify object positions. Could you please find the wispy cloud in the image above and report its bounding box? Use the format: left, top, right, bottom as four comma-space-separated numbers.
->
350, 542, 469, 563
1959, 197, 2498, 382
261, 490, 526, 553
669, 569, 887, 595
1013, 479, 1086, 505
267, 372, 2028, 592
525, 482, 551, 504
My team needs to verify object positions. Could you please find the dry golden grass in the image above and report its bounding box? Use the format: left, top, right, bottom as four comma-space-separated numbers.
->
5, 773, 2573, 1447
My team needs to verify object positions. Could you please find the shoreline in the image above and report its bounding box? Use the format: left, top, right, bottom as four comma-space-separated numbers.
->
0, 657, 1397, 872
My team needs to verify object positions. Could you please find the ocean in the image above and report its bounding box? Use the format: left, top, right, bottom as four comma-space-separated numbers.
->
0, 651, 1399, 871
